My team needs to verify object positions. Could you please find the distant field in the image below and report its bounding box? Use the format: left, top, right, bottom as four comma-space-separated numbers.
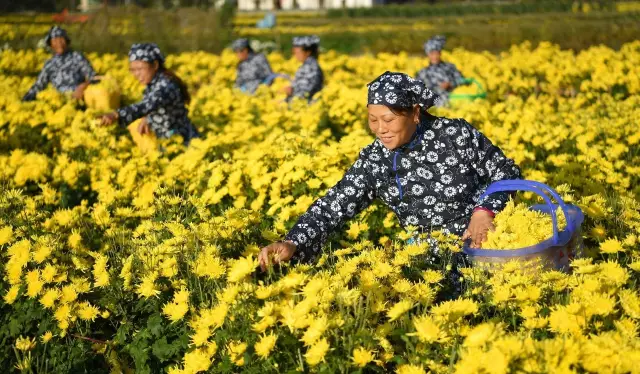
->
1, 1, 639, 54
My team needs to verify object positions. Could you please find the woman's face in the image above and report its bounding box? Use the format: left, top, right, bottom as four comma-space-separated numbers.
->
50, 37, 68, 55
236, 48, 250, 62
368, 104, 420, 150
428, 50, 442, 65
129, 60, 159, 85
293, 46, 311, 62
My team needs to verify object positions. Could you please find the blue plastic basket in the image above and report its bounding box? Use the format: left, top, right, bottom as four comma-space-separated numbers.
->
462, 180, 584, 272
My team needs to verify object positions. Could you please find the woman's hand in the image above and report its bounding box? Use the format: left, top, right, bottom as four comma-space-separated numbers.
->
281, 86, 293, 96
462, 209, 495, 248
137, 117, 150, 135
73, 82, 90, 100
99, 112, 118, 126
258, 241, 297, 272
439, 81, 452, 91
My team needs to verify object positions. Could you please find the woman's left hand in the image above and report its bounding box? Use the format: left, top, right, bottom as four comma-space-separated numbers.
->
462, 209, 495, 248
282, 86, 293, 96
99, 112, 118, 126
439, 81, 452, 91
137, 117, 150, 135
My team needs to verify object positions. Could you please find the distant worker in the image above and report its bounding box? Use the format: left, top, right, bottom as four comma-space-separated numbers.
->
416, 35, 469, 105
99, 43, 199, 145
283, 35, 324, 102
232, 38, 275, 94
23, 26, 95, 102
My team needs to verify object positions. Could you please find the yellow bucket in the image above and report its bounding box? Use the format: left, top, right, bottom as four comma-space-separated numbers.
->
85, 76, 121, 111
127, 119, 158, 153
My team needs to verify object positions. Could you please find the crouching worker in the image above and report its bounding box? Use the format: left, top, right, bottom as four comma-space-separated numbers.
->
99, 43, 199, 145
416, 35, 469, 106
233, 38, 275, 94
259, 72, 521, 273
23, 26, 95, 102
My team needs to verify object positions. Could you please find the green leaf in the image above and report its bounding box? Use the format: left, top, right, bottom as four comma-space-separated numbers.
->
151, 336, 173, 362
146, 313, 165, 338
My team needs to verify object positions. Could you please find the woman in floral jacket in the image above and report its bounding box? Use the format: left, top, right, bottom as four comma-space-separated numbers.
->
100, 43, 199, 145
283, 35, 324, 102
232, 38, 274, 94
260, 71, 521, 269
416, 35, 470, 106
22, 26, 95, 102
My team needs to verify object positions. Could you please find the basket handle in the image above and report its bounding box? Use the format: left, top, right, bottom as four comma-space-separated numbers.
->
464, 78, 486, 94
263, 73, 290, 85
478, 180, 574, 245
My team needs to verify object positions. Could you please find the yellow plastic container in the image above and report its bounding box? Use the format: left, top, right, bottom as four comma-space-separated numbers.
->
127, 119, 158, 153
84, 76, 121, 111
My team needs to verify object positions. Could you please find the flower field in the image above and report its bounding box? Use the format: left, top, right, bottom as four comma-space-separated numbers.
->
1, 41, 640, 373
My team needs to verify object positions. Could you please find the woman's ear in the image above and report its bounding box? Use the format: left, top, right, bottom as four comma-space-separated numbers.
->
413, 104, 421, 124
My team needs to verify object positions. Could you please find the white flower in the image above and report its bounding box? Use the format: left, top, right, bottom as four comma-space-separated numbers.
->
406, 215, 419, 225
296, 233, 308, 243
444, 187, 457, 197
385, 92, 398, 104
330, 201, 341, 212
426, 152, 438, 162
344, 186, 356, 196
424, 130, 435, 140
423, 196, 436, 205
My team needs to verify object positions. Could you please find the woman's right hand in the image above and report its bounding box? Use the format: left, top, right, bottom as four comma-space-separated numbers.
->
258, 241, 297, 272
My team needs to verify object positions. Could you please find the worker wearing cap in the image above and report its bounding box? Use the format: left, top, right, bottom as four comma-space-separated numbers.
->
259, 72, 521, 281
283, 35, 324, 102
22, 26, 95, 102
232, 38, 274, 94
99, 43, 199, 145
416, 35, 469, 106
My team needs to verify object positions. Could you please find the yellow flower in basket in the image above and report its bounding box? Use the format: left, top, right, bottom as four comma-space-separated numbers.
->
127, 119, 158, 153
84, 75, 121, 111
483, 200, 567, 250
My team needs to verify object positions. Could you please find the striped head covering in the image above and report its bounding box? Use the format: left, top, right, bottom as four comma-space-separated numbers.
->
367, 71, 441, 110
128, 43, 165, 65
424, 35, 446, 54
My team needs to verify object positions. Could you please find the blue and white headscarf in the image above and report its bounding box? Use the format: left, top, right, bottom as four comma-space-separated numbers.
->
232, 38, 251, 51
292, 35, 320, 48
367, 71, 441, 109
45, 26, 70, 46
128, 43, 165, 65
424, 35, 446, 54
